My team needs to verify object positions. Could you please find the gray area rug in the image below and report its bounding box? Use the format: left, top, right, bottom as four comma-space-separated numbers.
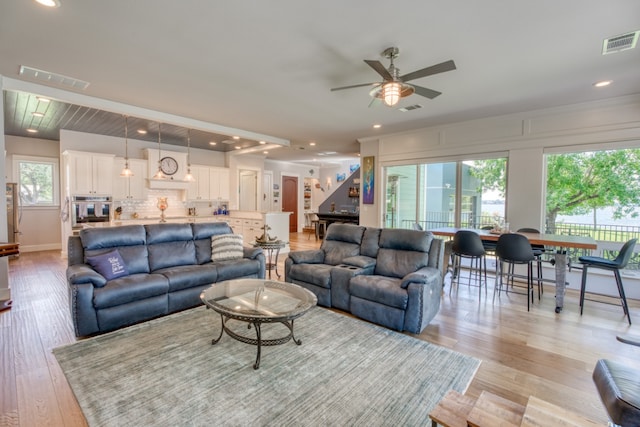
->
54, 306, 480, 426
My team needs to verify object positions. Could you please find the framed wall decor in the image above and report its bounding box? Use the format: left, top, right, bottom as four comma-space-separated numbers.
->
363, 156, 375, 204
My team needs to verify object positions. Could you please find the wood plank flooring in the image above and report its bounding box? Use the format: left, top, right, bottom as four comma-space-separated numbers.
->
2, 232, 640, 425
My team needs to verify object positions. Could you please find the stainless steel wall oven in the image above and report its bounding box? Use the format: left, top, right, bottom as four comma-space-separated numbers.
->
71, 195, 112, 229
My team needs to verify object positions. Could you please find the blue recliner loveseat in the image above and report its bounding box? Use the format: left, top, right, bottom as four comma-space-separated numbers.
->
66, 222, 265, 337
284, 223, 444, 333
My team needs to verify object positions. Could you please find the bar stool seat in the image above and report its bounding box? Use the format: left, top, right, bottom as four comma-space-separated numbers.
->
593, 359, 640, 426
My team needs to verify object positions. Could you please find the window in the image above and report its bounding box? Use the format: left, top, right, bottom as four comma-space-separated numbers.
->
13, 155, 60, 207
383, 157, 506, 229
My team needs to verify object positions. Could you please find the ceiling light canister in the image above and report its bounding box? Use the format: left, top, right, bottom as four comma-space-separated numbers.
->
382, 82, 402, 107
35, 0, 61, 8
593, 80, 612, 88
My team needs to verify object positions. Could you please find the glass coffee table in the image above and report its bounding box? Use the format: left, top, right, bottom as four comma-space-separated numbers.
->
200, 279, 317, 369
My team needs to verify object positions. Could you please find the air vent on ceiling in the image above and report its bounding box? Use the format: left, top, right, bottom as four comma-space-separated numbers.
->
19, 65, 90, 90
602, 30, 639, 54
398, 104, 423, 112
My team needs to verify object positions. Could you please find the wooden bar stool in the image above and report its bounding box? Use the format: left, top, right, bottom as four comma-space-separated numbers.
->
315, 220, 327, 240
308, 219, 319, 240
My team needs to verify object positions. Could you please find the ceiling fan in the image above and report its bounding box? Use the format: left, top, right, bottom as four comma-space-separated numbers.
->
330, 47, 456, 107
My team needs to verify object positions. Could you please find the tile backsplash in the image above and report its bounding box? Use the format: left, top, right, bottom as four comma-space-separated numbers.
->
115, 189, 228, 219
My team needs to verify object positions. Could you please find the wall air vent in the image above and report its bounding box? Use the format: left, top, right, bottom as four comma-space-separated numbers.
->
602, 30, 639, 54
19, 65, 90, 90
398, 104, 423, 112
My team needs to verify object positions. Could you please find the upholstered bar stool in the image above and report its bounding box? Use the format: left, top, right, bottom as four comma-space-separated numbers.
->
593, 359, 640, 426
451, 230, 487, 296
579, 238, 636, 325
494, 233, 536, 311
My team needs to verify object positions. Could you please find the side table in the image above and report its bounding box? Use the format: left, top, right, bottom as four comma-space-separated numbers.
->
253, 240, 286, 279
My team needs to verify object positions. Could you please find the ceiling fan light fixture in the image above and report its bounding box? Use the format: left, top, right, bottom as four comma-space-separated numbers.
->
382, 82, 402, 106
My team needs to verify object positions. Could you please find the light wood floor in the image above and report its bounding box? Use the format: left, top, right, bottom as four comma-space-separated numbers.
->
2, 232, 640, 425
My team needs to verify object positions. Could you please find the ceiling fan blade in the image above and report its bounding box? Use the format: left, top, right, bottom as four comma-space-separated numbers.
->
400, 60, 456, 82
413, 85, 442, 99
364, 60, 394, 81
331, 82, 379, 92
368, 97, 382, 108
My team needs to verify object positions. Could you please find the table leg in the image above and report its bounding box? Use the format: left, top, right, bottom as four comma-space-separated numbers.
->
273, 247, 281, 279
253, 322, 262, 370
554, 251, 567, 313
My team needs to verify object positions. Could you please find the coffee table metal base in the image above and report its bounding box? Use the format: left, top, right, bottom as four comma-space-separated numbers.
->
210, 312, 302, 369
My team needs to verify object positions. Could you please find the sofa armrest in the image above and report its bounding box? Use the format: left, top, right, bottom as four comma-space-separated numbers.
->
243, 246, 263, 260
400, 266, 440, 289
288, 249, 325, 264
342, 255, 376, 269
67, 264, 107, 288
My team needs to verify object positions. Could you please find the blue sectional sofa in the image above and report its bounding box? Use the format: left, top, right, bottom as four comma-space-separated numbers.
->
284, 224, 444, 333
66, 222, 265, 337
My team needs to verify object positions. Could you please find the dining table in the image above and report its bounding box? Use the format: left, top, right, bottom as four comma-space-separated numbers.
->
429, 227, 597, 313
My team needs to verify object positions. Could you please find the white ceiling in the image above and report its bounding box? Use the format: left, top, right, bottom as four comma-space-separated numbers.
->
1, 1, 639, 164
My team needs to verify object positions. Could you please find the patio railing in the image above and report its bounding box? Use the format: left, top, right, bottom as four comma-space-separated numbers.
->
399, 218, 640, 270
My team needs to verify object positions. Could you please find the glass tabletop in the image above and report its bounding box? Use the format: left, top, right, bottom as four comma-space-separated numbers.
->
200, 279, 317, 321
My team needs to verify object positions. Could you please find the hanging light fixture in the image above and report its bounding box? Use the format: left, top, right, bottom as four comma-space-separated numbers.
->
184, 129, 195, 182
381, 81, 402, 107
152, 123, 165, 179
120, 115, 134, 177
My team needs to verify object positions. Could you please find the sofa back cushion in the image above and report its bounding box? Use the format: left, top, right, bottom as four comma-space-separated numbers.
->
146, 223, 196, 271
374, 229, 433, 278
81, 225, 150, 274
360, 227, 381, 258
321, 224, 365, 265
191, 222, 235, 264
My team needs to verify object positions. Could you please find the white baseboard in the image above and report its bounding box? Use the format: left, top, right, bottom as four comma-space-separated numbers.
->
19, 243, 62, 253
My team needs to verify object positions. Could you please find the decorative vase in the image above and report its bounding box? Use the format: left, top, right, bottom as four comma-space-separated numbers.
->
157, 197, 168, 223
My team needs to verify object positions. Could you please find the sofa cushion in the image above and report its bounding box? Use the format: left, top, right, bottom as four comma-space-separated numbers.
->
288, 263, 334, 289
148, 241, 197, 271
156, 264, 218, 292
324, 223, 366, 244
215, 258, 263, 281
192, 222, 235, 264
86, 249, 129, 281
146, 223, 194, 244
211, 234, 244, 262
360, 227, 381, 258
349, 275, 408, 310
288, 249, 325, 264
93, 273, 169, 309
379, 229, 433, 253
80, 225, 146, 250
322, 241, 361, 266
375, 248, 429, 279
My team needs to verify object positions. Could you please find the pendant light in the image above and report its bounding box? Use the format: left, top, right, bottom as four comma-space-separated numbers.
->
152, 123, 165, 179
120, 115, 134, 177
183, 129, 195, 182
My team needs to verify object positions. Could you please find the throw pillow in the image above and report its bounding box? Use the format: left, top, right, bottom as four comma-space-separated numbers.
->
211, 234, 244, 262
86, 249, 129, 281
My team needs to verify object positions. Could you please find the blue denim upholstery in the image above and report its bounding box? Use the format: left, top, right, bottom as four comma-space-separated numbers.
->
285, 224, 444, 333
67, 222, 265, 337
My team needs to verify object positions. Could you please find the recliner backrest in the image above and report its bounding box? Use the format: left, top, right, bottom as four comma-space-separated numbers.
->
146, 223, 196, 271
375, 229, 432, 278
81, 225, 150, 274
191, 222, 235, 264
321, 223, 365, 265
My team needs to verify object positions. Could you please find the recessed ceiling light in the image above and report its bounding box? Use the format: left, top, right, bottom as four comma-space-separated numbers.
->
263, 151, 269, 155
36, 96, 50, 103
35, 0, 61, 8
235, 146, 241, 150
137, 129, 147, 134
309, 142, 316, 146
26, 128, 39, 133
31, 112, 45, 117
259, 140, 266, 145
232, 136, 240, 140
593, 80, 612, 87
209, 141, 217, 146
373, 124, 382, 129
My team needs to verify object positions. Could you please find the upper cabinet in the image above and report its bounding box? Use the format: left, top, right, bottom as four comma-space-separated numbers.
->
113, 158, 148, 201
63, 151, 114, 196
186, 165, 230, 201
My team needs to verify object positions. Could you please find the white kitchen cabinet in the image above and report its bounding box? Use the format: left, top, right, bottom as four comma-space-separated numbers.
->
64, 151, 114, 196
113, 158, 148, 200
185, 165, 230, 201
242, 219, 264, 246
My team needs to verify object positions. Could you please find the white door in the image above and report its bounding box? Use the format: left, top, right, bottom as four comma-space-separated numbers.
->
239, 170, 257, 211
262, 171, 273, 212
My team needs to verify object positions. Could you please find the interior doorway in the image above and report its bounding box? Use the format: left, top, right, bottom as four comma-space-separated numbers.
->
262, 171, 273, 212
282, 175, 298, 232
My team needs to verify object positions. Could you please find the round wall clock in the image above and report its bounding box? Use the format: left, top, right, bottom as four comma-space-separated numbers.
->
160, 156, 179, 175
